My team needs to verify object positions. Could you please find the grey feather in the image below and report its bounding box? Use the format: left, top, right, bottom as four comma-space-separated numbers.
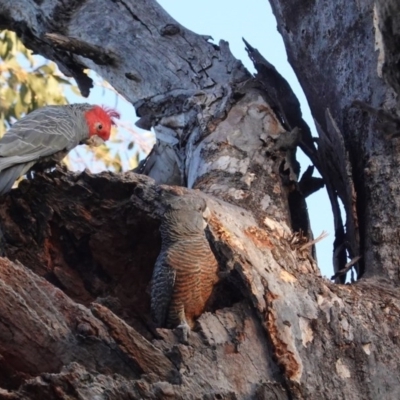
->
0, 104, 93, 194
0, 162, 34, 195
151, 260, 176, 326
150, 196, 218, 330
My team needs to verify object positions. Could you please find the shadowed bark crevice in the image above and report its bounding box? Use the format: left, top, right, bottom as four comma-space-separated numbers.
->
0, 0, 400, 398
0, 167, 397, 398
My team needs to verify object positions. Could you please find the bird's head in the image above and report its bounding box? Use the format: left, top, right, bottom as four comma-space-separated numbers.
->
84, 105, 120, 141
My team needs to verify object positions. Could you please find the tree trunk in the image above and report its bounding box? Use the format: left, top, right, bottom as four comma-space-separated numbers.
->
268, 0, 400, 282
0, 1, 399, 399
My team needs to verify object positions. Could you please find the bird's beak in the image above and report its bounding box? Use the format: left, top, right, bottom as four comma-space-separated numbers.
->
85, 135, 106, 147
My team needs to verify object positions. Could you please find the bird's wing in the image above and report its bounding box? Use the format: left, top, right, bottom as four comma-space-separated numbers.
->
0, 162, 35, 195
150, 256, 176, 327
0, 107, 77, 171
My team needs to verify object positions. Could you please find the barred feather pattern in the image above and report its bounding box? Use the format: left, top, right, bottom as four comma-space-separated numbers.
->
0, 104, 93, 194
151, 203, 218, 329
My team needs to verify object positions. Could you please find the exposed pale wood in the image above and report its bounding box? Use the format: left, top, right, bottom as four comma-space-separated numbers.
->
0, 0, 399, 399
0, 170, 396, 398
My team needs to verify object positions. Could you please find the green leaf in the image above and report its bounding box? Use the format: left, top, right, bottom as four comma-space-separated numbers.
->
53, 76, 72, 85
37, 64, 55, 75
4, 87, 15, 105
70, 86, 81, 95
112, 152, 122, 172
20, 84, 32, 105
14, 98, 24, 119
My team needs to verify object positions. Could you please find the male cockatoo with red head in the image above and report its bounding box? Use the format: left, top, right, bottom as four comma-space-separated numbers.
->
0, 103, 120, 194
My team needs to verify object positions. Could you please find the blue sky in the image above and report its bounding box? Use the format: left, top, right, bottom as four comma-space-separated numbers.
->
68, 0, 334, 277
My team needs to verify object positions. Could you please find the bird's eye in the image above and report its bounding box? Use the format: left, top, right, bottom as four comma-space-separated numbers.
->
96, 123, 103, 130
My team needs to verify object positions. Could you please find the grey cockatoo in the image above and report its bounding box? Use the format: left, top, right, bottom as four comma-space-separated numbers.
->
0, 103, 119, 194
151, 194, 218, 342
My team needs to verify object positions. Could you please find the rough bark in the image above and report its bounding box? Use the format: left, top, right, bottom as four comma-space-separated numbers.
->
1, 170, 399, 400
0, 0, 399, 399
268, 0, 400, 282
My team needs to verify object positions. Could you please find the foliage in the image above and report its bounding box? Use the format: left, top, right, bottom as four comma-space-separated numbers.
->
0, 31, 72, 136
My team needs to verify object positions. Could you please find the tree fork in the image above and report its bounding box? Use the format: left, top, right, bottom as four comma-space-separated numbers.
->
0, 0, 399, 399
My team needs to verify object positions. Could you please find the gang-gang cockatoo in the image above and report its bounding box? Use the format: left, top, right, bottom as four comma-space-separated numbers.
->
0, 103, 119, 194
